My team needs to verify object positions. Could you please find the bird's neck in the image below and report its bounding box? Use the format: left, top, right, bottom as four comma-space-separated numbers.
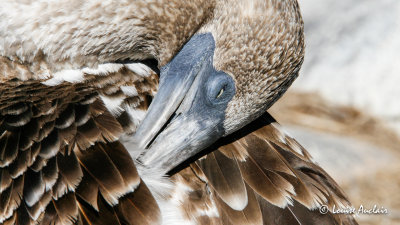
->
0, 0, 214, 76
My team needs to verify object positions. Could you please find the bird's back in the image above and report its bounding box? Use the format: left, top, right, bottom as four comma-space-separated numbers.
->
0, 57, 161, 225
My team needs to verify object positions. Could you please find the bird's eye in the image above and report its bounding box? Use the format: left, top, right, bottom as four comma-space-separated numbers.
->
206, 72, 235, 105
216, 88, 224, 98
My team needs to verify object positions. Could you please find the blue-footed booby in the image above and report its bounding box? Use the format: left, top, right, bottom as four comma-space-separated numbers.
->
0, 0, 358, 224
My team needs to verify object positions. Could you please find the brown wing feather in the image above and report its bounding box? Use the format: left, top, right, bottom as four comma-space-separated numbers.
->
75, 141, 161, 225
0, 58, 160, 224
197, 150, 248, 210
214, 183, 262, 225
174, 112, 358, 225
115, 182, 162, 225
77, 194, 124, 225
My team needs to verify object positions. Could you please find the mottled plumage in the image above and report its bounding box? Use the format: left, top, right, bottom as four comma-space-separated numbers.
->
0, 62, 159, 224
1, 0, 358, 224
170, 114, 357, 225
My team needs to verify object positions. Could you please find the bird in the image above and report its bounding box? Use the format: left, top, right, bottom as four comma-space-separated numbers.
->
0, 0, 358, 225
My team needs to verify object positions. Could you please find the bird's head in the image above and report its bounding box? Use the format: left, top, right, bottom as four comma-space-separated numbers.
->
135, 0, 305, 173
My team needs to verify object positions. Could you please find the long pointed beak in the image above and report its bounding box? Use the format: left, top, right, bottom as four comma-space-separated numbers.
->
132, 61, 197, 150
132, 33, 226, 173
131, 33, 235, 173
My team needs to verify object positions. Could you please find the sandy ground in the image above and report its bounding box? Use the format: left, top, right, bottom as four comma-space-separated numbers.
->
296, 0, 400, 135
284, 2, 400, 223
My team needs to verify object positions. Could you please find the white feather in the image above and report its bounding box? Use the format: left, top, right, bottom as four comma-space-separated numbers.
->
42, 69, 84, 86
125, 63, 153, 77
99, 94, 124, 116
81, 63, 123, 75
135, 163, 192, 225
121, 86, 139, 97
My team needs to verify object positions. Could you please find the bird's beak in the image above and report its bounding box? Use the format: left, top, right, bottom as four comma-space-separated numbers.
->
132, 33, 233, 173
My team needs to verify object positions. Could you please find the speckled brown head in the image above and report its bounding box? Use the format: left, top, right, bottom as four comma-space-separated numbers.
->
135, 0, 305, 172
207, 0, 304, 131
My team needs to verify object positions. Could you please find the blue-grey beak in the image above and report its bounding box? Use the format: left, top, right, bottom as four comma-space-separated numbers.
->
133, 33, 235, 173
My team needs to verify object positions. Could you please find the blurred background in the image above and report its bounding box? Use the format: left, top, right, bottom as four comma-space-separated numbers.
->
269, 0, 400, 224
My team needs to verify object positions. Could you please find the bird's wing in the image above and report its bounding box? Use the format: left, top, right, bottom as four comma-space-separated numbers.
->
0, 57, 161, 225
172, 112, 358, 225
